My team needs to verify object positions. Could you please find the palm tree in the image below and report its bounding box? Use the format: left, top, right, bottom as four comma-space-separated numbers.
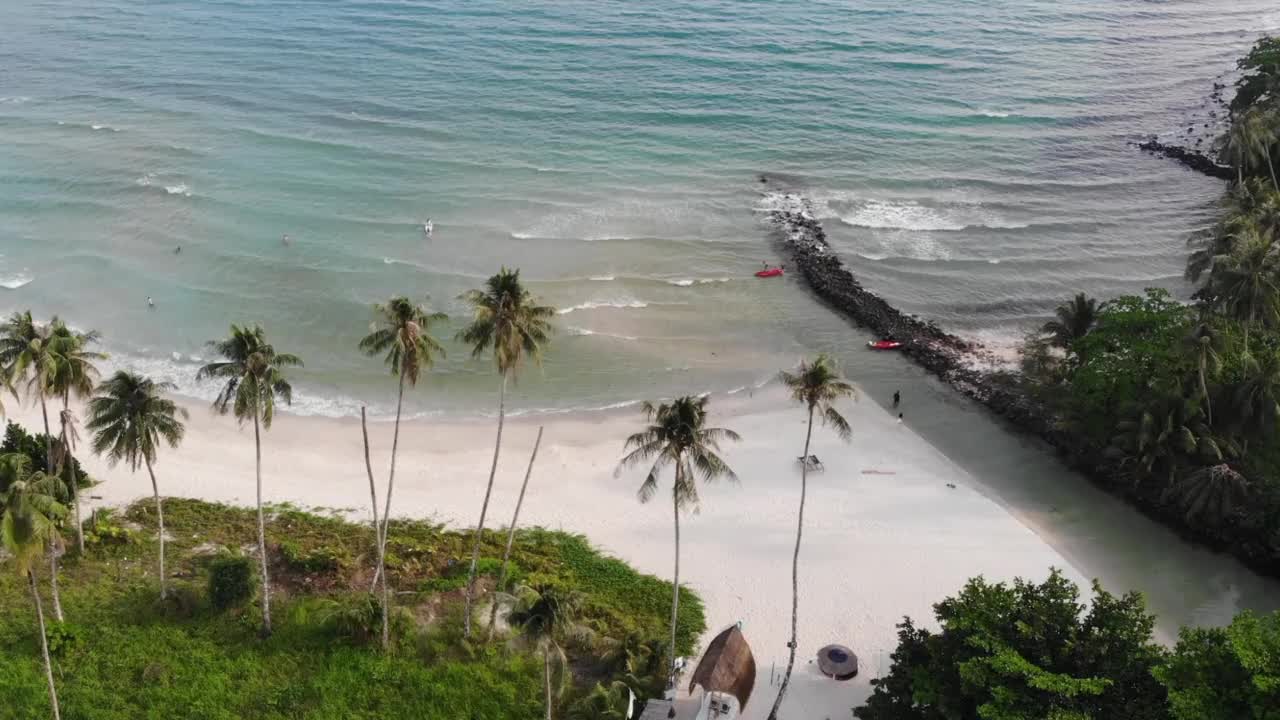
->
567, 681, 631, 720
1210, 228, 1280, 354
197, 324, 301, 636
1241, 108, 1280, 190
86, 372, 187, 599
508, 584, 581, 720
1041, 293, 1105, 350
47, 321, 104, 555
617, 396, 740, 682
1187, 179, 1275, 284
488, 426, 544, 641
358, 296, 446, 650
1108, 395, 1226, 489
1, 312, 59, 470
768, 355, 856, 720
1232, 350, 1280, 445
0, 453, 67, 720
1183, 323, 1222, 426
456, 268, 555, 637
1165, 463, 1249, 524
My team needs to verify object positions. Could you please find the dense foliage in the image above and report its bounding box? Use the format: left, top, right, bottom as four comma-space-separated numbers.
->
1, 422, 88, 490
1014, 36, 1280, 575
856, 571, 1280, 720
0, 498, 703, 719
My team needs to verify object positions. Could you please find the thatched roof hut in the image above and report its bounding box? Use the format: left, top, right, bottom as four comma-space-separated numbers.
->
817, 644, 858, 681
688, 625, 756, 709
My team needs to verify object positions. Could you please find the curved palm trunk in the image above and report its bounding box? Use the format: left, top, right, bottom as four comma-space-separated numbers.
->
145, 457, 167, 600
668, 461, 683, 684
464, 371, 507, 638
62, 396, 84, 556
48, 547, 64, 622
253, 409, 272, 637
1200, 355, 1213, 426
377, 373, 407, 569
768, 407, 815, 719
359, 408, 390, 652
543, 646, 554, 720
29, 570, 61, 720
489, 426, 543, 641
1265, 151, 1277, 191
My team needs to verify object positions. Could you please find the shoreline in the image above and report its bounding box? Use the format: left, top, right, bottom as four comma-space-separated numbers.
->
6, 385, 1086, 718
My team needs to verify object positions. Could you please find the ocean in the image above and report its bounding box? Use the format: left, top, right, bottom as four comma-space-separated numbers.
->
2, 0, 1277, 417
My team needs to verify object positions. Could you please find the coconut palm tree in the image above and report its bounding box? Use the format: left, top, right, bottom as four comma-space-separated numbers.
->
358, 296, 446, 650
1041, 293, 1105, 351
2, 312, 59, 470
1241, 108, 1279, 190
1187, 179, 1276, 284
1108, 395, 1226, 489
1165, 463, 1249, 524
47, 321, 104, 555
1210, 229, 1280, 354
0, 453, 66, 720
1183, 323, 1222, 426
1220, 113, 1257, 185
86, 372, 187, 599
767, 354, 856, 720
488, 426, 544, 641
508, 584, 581, 720
617, 396, 740, 682
456, 268, 555, 637
197, 324, 301, 636
1232, 350, 1280, 445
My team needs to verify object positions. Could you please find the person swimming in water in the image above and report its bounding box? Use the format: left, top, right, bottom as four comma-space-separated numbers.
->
423, 219, 433, 238
147, 296, 155, 308
282, 234, 291, 246
174, 245, 182, 255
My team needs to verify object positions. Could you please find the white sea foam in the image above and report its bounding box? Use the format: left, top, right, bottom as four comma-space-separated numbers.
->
667, 279, 695, 286
0, 272, 34, 290
566, 326, 639, 341
383, 257, 396, 265
558, 300, 649, 315
0, 96, 31, 104
91, 123, 120, 132
979, 110, 1011, 118
589, 275, 616, 282
164, 183, 191, 196
665, 277, 730, 286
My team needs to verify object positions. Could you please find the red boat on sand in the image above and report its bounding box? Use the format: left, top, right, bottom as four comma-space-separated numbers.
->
755, 267, 784, 278
868, 340, 903, 350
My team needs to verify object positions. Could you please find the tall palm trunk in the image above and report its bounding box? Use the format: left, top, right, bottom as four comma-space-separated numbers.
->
1265, 151, 1277, 191
39, 393, 52, 471
253, 407, 272, 636
768, 406, 815, 719
29, 570, 61, 720
1200, 355, 1213, 426
48, 546, 64, 622
145, 457, 167, 599
668, 461, 683, 684
378, 372, 406, 571
489, 426, 543, 640
543, 646, 554, 720
62, 396, 84, 555
464, 371, 507, 637
360, 408, 390, 652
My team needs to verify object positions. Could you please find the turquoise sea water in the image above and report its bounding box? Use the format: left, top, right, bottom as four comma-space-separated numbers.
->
1, 0, 1277, 416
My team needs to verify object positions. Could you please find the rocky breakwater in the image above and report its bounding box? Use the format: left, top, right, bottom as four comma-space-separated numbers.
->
763, 192, 1078, 454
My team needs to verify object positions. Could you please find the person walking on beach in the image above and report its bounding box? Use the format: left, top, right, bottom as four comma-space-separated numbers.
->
892, 390, 900, 408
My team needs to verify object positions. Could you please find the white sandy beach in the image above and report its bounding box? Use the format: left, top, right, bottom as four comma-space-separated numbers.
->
7, 386, 1086, 719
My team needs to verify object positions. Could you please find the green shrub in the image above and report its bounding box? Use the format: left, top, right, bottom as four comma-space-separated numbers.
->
279, 540, 349, 574
208, 555, 254, 610
159, 583, 205, 619
45, 621, 81, 658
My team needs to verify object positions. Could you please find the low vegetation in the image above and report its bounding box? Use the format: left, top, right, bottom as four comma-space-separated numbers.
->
0, 497, 704, 719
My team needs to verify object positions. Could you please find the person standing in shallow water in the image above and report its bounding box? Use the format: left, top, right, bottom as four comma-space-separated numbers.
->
892, 391, 900, 408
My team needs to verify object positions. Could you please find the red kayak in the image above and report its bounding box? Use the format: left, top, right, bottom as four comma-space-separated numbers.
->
868, 340, 903, 350
755, 268, 784, 278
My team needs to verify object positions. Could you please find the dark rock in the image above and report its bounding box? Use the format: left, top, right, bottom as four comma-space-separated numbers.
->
1136, 139, 1233, 180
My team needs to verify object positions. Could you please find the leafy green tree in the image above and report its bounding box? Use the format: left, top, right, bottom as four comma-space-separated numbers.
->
456, 268, 555, 638
197, 324, 302, 636
0, 452, 67, 720
46, 321, 103, 555
1157, 610, 1280, 720
85, 372, 187, 599
854, 570, 1169, 720
1042, 293, 1106, 351
566, 681, 631, 720
358, 296, 446, 650
508, 584, 582, 720
1231, 36, 1280, 115
767, 354, 855, 720
617, 396, 739, 683
1068, 290, 1195, 441
1, 312, 59, 470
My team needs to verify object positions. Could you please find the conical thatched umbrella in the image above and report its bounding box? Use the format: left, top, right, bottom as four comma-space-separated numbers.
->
688, 625, 756, 709
817, 644, 858, 680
